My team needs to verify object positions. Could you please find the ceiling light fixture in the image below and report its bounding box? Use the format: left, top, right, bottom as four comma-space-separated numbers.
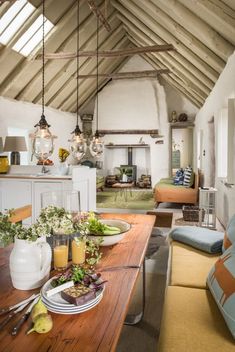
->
69, 0, 86, 163
29, 0, 56, 172
90, 12, 103, 159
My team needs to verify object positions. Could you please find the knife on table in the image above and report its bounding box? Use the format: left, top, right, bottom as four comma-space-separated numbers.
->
0, 301, 30, 331
0, 293, 39, 316
11, 296, 40, 336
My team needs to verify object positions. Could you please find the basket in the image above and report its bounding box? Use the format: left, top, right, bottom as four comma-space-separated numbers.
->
182, 206, 205, 222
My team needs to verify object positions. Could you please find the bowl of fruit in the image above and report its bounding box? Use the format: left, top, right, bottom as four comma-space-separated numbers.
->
83, 214, 131, 246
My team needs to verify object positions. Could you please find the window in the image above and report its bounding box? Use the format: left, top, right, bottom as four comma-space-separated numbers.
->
0, 0, 54, 57
13, 15, 54, 56
0, 0, 35, 45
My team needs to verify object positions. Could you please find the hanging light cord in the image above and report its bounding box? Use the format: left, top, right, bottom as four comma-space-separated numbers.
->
76, 0, 80, 127
42, 0, 45, 116
96, 11, 99, 134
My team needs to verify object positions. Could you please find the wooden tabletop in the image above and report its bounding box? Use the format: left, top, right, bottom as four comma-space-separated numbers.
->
0, 213, 155, 352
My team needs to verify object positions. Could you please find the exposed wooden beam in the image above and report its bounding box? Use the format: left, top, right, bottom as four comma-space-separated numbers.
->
77, 69, 170, 79
87, 0, 111, 32
34, 44, 175, 60
98, 129, 159, 136
178, 0, 235, 45
113, 0, 221, 79
121, 15, 212, 96
153, 0, 234, 61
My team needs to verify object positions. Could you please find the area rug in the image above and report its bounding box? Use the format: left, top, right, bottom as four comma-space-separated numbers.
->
96, 189, 155, 210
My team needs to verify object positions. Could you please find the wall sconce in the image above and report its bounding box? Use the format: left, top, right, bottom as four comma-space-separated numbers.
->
3, 136, 27, 165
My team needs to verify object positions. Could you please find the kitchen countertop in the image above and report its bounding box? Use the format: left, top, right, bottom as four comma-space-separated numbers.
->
0, 174, 72, 180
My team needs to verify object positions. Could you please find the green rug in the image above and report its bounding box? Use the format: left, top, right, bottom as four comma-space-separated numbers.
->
96, 189, 155, 210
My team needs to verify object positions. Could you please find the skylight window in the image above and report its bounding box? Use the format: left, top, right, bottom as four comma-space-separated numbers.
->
13, 15, 54, 56
0, 0, 35, 45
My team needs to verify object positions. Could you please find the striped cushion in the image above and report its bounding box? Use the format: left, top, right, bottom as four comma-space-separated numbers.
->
183, 166, 193, 187
222, 214, 235, 252
207, 244, 235, 338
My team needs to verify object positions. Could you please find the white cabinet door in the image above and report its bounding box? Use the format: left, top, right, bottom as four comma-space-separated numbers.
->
72, 166, 96, 211
0, 180, 32, 225
33, 182, 63, 221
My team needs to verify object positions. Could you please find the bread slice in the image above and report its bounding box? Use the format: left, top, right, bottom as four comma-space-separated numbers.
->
61, 284, 96, 306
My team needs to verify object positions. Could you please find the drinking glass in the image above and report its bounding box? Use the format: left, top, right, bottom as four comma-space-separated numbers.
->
53, 234, 69, 271
41, 190, 81, 216
71, 235, 86, 265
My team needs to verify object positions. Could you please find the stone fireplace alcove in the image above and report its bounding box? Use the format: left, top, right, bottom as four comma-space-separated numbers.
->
93, 56, 169, 186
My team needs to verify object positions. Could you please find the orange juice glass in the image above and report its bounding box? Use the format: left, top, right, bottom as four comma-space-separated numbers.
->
53, 235, 69, 271
72, 237, 86, 265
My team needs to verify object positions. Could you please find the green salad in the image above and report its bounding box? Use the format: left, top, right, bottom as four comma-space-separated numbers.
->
81, 213, 121, 236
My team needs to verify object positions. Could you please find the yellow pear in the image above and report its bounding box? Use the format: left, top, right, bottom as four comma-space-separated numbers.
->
31, 298, 48, 323
27, 313, 53, 334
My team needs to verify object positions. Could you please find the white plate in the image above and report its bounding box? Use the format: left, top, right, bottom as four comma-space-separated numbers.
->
89, 219, 131, 246
42, 294, 103, 314
44, 296, 102, 315
41, 277, 104, 308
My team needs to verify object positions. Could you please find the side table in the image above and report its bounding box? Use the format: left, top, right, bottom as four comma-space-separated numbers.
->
199, 187, 217, 229
112, 182, 134, 201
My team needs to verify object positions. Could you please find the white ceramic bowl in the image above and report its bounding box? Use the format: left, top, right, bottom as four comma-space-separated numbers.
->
88, 219, 131, 246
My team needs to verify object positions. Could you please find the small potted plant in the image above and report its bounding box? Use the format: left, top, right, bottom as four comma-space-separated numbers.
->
58, 148, 70, 175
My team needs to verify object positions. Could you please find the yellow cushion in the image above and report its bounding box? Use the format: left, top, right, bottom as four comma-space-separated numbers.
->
158, 286, 235, 352
170, 241, 219, 289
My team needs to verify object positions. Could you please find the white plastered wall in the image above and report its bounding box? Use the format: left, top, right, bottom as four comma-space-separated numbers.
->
0, 97, 77, 165
194, 50, 235, 226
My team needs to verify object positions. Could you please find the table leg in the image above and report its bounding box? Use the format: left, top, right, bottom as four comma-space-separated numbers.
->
124, 257, 146, 325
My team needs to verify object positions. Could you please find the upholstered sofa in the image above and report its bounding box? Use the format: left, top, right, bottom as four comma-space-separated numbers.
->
157, 231, 235, 351
154, 173, 198, 206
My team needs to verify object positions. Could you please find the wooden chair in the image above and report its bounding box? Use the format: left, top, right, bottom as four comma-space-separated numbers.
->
9, 205, 32, 223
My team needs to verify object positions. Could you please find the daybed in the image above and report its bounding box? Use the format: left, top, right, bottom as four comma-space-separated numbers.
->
157, 225, 235, 352
154, 173, 198, 206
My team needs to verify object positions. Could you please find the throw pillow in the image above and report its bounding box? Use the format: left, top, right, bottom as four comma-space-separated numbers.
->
207, 244, 235, 338
169, 226, 224, 254
173, 168, 184, 185
183, 166, 193, 187
222, 214, 235, 252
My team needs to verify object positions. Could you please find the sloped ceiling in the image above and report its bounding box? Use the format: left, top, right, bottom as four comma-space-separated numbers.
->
0, 0, 234, 112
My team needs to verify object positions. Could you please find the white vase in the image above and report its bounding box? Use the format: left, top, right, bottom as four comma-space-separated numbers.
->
58, 161, 69, 175
10, 237, 52, 290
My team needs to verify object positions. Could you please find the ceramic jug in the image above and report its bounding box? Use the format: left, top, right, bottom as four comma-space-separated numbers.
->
10, 237, 52, 290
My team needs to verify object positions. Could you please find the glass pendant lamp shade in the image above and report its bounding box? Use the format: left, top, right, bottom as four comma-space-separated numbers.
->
30, 1, 56, 167
90, 14, 103, 159
90, 129, 103, 158
30, 118, 55, 161
69, 125, 86, 161
69, 0, 86, 163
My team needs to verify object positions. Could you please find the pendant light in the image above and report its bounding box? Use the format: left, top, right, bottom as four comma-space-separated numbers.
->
30, 0, 56, 168
69, 0, 86, 162
90, 13, 103, 159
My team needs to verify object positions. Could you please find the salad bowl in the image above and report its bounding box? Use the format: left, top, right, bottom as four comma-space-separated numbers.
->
88, 219, 131, 246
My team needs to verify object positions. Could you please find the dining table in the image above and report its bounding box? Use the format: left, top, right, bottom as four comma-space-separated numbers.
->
0, 213, 155, 352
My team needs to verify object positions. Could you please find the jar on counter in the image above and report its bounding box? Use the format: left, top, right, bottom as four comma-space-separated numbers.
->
0, 156, 9, 174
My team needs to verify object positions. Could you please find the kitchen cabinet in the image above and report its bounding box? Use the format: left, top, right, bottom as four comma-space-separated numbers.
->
0, 180, 32, 225
0, 165, 96, 224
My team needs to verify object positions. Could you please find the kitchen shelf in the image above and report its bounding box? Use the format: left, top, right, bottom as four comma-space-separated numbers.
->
105, 144, 150, 148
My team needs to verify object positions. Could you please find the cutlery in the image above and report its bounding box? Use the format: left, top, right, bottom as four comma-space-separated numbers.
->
0, 301, 30, 331
11, 296, 40, 336
0, 293, 39, 316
